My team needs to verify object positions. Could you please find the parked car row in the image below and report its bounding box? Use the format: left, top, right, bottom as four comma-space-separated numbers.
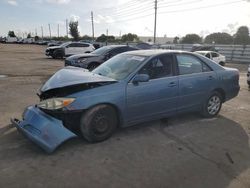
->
12, 49, 240, 153
65, 45, 138, 70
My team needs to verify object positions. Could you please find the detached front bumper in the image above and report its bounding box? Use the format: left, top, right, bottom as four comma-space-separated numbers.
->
11, 106, 77, 153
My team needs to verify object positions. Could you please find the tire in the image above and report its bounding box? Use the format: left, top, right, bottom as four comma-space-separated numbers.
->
219, 62, 225, 66
80, 105, 118, 142
53, 50, 64, 59
88, 63, 99, 71
201, 91, 222, 118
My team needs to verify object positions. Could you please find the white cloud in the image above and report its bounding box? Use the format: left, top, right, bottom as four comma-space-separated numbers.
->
7, 0, 18, 6
92, 14, 115, 24
70, 14, 80, 22
46, 0, 70, 4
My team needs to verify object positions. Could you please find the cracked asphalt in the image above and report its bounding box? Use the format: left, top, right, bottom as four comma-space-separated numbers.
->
0, 44, 250, 188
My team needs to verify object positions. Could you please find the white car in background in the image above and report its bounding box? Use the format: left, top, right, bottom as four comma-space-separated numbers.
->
45, 42, 95, 59
195, 51, 226, 66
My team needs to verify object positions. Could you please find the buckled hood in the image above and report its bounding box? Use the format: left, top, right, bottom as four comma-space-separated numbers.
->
40, 66, 116, 92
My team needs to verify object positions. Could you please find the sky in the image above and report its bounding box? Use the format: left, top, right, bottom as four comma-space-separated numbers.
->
0, 0, 250, 38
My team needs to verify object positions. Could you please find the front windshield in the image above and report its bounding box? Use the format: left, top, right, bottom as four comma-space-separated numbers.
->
91, 46, 112, 55
92, 54, 147, 80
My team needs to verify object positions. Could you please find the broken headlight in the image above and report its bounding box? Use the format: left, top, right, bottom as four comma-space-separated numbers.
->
37, 98, 75, 110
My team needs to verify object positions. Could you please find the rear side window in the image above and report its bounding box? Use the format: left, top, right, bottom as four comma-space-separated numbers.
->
176, 54, 211, 75
68, 43, 79, 47
211, 52, 219, 57
77, 43, 90, 47
109, 47, 128, 57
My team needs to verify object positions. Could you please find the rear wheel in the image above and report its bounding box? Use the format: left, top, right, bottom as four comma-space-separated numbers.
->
80, 105, 118, 142
201, 91, 222, 118
53, 50, 64, 59
219, 62, 225, 66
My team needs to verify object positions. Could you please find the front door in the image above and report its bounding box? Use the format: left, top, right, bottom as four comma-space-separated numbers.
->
126, 54, 178, 124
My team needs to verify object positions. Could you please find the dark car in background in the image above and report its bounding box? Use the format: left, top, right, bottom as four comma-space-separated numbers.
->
65, 45, 138, 70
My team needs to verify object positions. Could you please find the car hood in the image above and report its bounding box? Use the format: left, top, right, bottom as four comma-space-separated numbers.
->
66, 53, 99, 60
40, 66, 116, 92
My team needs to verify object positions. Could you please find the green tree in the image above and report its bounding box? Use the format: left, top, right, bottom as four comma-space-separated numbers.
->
205, 32, 233, 44
234, 26, 250, 45
180, 34, 202, 44
121, 33, 139, 42
69, 21, 79, 41
34, 36, 39, 41
173, 36, 179, 44
96, 34, 115, 42
8, 31, 16, 37
80, 35, 92, 41
27, 33, 31, 38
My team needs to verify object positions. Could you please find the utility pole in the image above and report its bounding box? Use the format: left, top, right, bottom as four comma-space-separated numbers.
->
35, 28, 37, 36
66, 19, 68, 38
91, 11, 95, 41
48, 24, 51, 39
58, 24, 60, 38
41, 26, 43, 39
106, 29, 108, 36
153, 0, 157, 44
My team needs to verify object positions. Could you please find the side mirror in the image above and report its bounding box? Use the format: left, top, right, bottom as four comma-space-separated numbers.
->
133, 74, 150, 84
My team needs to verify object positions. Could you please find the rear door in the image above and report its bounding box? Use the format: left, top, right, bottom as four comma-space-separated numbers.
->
65, 43, 77, 56
176, 53, 216, 112
126, 54, 178, 123
77, 43, 91, 54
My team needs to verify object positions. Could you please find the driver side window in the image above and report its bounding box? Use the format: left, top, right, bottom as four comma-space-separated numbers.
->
139, 54, 173, 80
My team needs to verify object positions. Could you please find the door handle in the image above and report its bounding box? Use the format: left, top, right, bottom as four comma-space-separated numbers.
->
168, 82, 177, 87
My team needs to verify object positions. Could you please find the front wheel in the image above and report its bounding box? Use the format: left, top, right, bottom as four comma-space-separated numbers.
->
219, 62, 225, 66
201, 91, 222, 118
80, 105, 118, 142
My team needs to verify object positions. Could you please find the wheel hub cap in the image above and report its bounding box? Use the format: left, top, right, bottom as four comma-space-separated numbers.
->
207, 96, 221, 115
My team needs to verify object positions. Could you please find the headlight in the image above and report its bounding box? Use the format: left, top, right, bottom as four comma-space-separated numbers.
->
76, 58, 87, 63
37, 98, 75, 110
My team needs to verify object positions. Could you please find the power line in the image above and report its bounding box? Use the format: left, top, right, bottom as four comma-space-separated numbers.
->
157, 0, 244, 14
113, 0, 244, 22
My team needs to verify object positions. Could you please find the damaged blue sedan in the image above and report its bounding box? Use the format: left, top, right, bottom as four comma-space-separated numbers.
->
11, 50, 240, 153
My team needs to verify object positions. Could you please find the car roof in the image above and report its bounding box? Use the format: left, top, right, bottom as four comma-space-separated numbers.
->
104, 45, 130, 48
195, 50, 217, 53
123, 49, 186, 56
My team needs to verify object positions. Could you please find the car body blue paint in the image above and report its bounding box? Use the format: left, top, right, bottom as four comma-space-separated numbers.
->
12, 50, 240, 153
12, 106, 77, 153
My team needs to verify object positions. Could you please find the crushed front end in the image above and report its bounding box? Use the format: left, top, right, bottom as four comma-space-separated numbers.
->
11, 106, 77, 153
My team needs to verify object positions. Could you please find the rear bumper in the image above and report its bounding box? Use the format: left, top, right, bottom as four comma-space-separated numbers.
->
225, 85, 240, 101
11, 106, 77, 153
